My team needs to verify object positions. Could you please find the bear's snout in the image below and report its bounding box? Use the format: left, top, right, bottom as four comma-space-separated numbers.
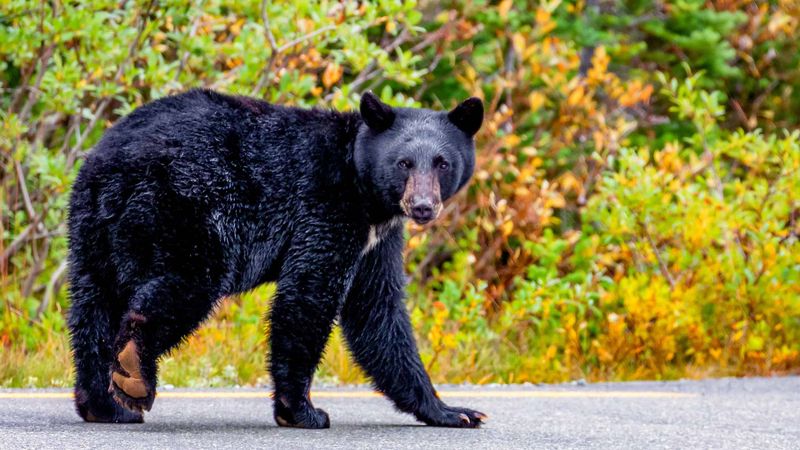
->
411, 200, 435, 224
401, 172, 442, 225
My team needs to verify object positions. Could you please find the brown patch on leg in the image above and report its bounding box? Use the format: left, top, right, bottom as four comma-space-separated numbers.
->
112, 341, 148, 399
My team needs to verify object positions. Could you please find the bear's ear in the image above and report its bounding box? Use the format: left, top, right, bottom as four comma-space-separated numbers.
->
447, 97, 484, 137
360, 91, 395, 132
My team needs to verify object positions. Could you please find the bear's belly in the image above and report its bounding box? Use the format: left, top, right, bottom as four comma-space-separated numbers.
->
213, 209, 291, 295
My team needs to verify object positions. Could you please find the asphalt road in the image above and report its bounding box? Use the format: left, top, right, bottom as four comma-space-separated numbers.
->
1, 377, 798, 449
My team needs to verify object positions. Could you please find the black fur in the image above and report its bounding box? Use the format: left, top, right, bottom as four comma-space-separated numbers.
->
67, 89, 485, 428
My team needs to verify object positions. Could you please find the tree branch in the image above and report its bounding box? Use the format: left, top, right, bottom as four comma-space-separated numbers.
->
34, 258, 68, 322
261, 0, 278, 51
14, 160, 37, 221
640, 220, 675, 289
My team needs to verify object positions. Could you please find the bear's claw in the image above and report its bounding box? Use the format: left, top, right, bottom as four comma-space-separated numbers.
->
416, 404, 487, 428
110, 378, 155, 413
109, 340, 155, 413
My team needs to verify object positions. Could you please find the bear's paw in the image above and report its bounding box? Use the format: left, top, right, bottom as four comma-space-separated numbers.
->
109, 340, 155, 413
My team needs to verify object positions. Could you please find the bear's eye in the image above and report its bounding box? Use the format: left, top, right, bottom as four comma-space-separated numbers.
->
437, 160, 449, 171
398, 160, 413, 170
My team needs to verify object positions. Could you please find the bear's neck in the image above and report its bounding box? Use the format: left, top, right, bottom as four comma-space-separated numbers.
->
354, 172, 401, 225
304, 112, 396, 225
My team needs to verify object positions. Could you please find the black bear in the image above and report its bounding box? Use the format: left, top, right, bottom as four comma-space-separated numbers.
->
67, 89, 485, 428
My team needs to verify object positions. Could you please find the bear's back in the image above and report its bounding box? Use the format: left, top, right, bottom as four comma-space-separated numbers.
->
70, 90, 362, 239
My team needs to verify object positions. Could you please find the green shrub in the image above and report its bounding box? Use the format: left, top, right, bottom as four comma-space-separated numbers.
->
2, 0, 798, 386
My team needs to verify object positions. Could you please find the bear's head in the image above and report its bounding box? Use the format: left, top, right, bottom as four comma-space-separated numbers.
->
354, 92, 483, 225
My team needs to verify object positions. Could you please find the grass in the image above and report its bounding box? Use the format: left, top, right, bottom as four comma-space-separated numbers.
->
5, 281, 793, 388
0, 333, 72, 388
1, 284, 369, 388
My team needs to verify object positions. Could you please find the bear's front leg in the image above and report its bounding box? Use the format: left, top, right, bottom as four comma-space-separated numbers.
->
269, 230, 361, 429
340, 226, 486, 428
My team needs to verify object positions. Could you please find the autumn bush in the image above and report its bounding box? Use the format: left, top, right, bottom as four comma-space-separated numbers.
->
1, 0, 798, 387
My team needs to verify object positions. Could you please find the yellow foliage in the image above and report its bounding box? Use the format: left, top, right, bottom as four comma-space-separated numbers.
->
321, 63, 343, 88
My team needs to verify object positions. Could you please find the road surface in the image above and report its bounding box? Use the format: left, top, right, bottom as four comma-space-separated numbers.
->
1, 377, 798, 449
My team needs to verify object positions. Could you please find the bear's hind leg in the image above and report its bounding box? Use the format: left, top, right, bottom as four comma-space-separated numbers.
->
68, 281, 143, 423
109, 310, 155, 413
109, 276, 216, 413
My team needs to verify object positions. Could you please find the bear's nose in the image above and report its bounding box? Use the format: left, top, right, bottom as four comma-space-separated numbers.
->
411, 201, 434, 224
